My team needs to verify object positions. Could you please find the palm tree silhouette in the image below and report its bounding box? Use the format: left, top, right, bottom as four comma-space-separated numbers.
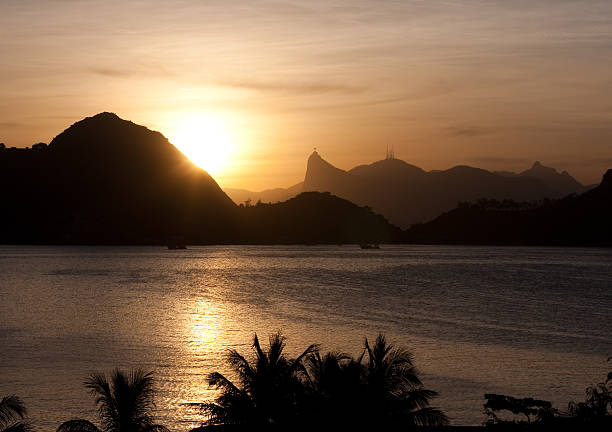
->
297, 335, 448, 427
361, 333, 448, 426
298, 350, 363, 423
300, 351, 353, 396
566, 357, 612, 422
202, 332, 448, 428
57, 369, 168, 432
0, 396, 31, 432
202, 332, 317, 426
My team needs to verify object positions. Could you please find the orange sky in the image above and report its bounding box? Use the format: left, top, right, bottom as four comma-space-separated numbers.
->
1, 1, 612, 189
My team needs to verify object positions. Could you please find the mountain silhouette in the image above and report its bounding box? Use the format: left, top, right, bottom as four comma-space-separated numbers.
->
302, 151, 577, 228
0, 113, 398, 245
226, 152, 588, 228
0, 112, 238, 244
405, 169, 612, 246
237, 192, 400, 244
224, 182, 304, 205
495, 161, 591, 195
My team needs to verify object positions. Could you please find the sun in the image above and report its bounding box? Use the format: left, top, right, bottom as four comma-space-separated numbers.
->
169, 115, 234, 176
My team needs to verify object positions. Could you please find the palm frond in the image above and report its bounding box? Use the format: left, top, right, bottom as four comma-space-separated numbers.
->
2, 422, 32, 432
126, 369, 155, 425
267, 332, 287, 366
252, 334, 266, 365
396, 388, 438, 411
291, 344, 320, 372
56, 419, 100, 432
83, 369, 161, 432
364, 337, 374, 369
141, 424, 170, 432
387, 347, 414, 367
355, 349, 365, 365
373, 333, 393, 363
207, 372, 241, 395
405, 407, 449, 426
226, 349, 255, 386
201, 403, 237, 426
201, 391, 254, 426
0, 396, 27, 428
85, 372, 118, 432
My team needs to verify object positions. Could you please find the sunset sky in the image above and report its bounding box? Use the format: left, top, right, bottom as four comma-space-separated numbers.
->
1, 0, 612, 189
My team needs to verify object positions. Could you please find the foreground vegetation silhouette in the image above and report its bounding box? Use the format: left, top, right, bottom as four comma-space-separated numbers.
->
483, 358, 611, 430
483, 394, 555, 425
2, 351, 610, 431
564, 357, 611, 426
0, 396, 31, 432
57, 369, 168, 432
199, 332, 448, 429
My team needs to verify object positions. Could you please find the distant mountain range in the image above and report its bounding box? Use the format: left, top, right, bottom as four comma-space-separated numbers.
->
0, 113, 397, 245
405, 169, 612, 246
225, 182, 304, 207
494, 161, 593, 196
225, 151, 591, 228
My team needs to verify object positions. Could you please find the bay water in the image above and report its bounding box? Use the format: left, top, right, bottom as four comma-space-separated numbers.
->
1, 245, 611, 429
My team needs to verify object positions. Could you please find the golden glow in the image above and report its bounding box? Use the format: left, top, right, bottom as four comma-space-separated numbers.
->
169, 114, 235, 176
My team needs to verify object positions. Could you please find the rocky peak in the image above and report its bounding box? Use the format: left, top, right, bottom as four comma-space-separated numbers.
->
601, 169, 612, 187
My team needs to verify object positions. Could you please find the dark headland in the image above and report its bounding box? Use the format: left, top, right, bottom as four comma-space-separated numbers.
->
405, 169, 612, 246
1, 112, 610, 246
0, 113, 398, 245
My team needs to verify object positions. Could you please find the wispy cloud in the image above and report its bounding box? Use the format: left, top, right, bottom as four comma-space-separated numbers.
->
287, 79, 459, 112
290, 94, 424, 112
445, 127, 492, 137
219, 79, 367, 95
0, 122, 23, 128
87, 66, 175, 78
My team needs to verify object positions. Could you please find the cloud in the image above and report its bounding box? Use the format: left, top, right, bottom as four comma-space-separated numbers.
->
0, 122, 23, 128
89, 67, 129, 77
87, 66, 175, 78
291, 94, 418, 112
219, 79, 367, 95
445, 126, 493, 137
286, 81, 460, 112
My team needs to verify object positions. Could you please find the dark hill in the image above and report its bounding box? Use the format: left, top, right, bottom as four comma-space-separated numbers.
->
0, 113, 399, 245
0, 112, 237, 244
405, 169, 612, 246
236, 192, 401, 244
349, 157, 426, 180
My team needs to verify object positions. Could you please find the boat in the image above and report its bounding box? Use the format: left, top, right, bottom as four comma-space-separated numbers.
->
359, 244, 380, 249
167, 236, 187, 249
167, 244, 187, 250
